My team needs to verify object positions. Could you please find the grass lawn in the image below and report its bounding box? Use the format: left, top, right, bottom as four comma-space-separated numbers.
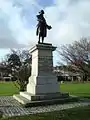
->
0, 81, 19, 96
0, 81, 90, 97
1, 106, 90, 120
60, 82, 90, 97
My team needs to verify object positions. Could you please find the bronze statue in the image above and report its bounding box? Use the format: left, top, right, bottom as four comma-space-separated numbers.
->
36, 10, 52, 43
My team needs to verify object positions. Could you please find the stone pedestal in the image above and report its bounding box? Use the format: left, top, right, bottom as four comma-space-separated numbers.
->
27, 43, 59, 94
13, 43, 74, 107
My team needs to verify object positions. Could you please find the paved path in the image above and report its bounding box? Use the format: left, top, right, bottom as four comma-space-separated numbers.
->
0, 96, 90, 118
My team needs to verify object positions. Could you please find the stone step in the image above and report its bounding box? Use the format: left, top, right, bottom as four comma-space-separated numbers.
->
20, 92, 34, 100
13, 94, 79, 107
20, 92, 69, 101
13, 94, 29, 105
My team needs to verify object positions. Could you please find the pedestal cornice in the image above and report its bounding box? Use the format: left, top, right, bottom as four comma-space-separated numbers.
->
30, 43, 57, 53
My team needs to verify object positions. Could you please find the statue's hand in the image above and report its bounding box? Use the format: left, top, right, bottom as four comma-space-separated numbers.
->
47, 25, 52, 30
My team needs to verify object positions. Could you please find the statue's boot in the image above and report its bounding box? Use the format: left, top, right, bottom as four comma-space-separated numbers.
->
38, 40, 40, 44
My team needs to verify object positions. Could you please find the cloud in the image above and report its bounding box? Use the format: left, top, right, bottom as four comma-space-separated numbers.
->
45, 0, 90, 46
36, 0, 54, 7
1, 0, 90, 48
0, 0, 26, 48
0, 0, 41, 48
0, 0, 90, 64
0, 10, 25, 48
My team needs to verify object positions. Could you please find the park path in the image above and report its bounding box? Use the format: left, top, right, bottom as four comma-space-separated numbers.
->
0, 96, 90, 118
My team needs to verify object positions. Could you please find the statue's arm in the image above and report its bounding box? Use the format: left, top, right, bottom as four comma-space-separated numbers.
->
46, 24, 52, 30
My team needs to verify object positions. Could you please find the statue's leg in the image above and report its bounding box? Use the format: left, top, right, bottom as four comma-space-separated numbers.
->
42, 37, 44, 43
38, 34, 40, 43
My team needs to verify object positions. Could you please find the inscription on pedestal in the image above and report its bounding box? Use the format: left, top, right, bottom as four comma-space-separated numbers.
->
38, 56, 53, 72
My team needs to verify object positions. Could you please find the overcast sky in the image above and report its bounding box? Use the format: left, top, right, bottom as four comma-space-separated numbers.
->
0, 0, 90, 65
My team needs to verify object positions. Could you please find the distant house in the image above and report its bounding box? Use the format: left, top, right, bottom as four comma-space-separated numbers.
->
0, 64, 12, 81
53, 66, 83, 82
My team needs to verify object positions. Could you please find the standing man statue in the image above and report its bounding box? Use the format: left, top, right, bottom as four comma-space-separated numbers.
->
36, 10, 52, 43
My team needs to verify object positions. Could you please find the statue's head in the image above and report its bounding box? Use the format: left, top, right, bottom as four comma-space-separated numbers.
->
39, 10, 44, 15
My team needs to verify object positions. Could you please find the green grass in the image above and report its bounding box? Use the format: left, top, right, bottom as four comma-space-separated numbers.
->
0, 81, 19, 96
60, 82, 90, 97
0, 81, 90, 97
1, 106, 90, 120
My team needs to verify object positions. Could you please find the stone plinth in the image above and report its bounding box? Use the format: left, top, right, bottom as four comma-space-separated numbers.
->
27, 43, 59, 94
13, 43, 71, 106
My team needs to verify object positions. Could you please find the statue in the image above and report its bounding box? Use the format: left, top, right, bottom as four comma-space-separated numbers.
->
36, 10, 52, 43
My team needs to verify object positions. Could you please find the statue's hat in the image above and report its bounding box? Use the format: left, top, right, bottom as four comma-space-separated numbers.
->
39, 10, 44, 14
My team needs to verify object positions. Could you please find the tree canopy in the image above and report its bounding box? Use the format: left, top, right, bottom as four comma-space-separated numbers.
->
58, 38, 90, 80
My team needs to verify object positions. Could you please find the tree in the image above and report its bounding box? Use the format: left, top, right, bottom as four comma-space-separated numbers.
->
16, 64, 31, 91
4, 49, 31, 91
58, 38, 90, 81
8, 53, 21, 68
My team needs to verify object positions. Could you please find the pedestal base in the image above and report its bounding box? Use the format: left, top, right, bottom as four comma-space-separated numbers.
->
13, 92, 79, 107
27, 75, 60, 94
21, 92, 69, 101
